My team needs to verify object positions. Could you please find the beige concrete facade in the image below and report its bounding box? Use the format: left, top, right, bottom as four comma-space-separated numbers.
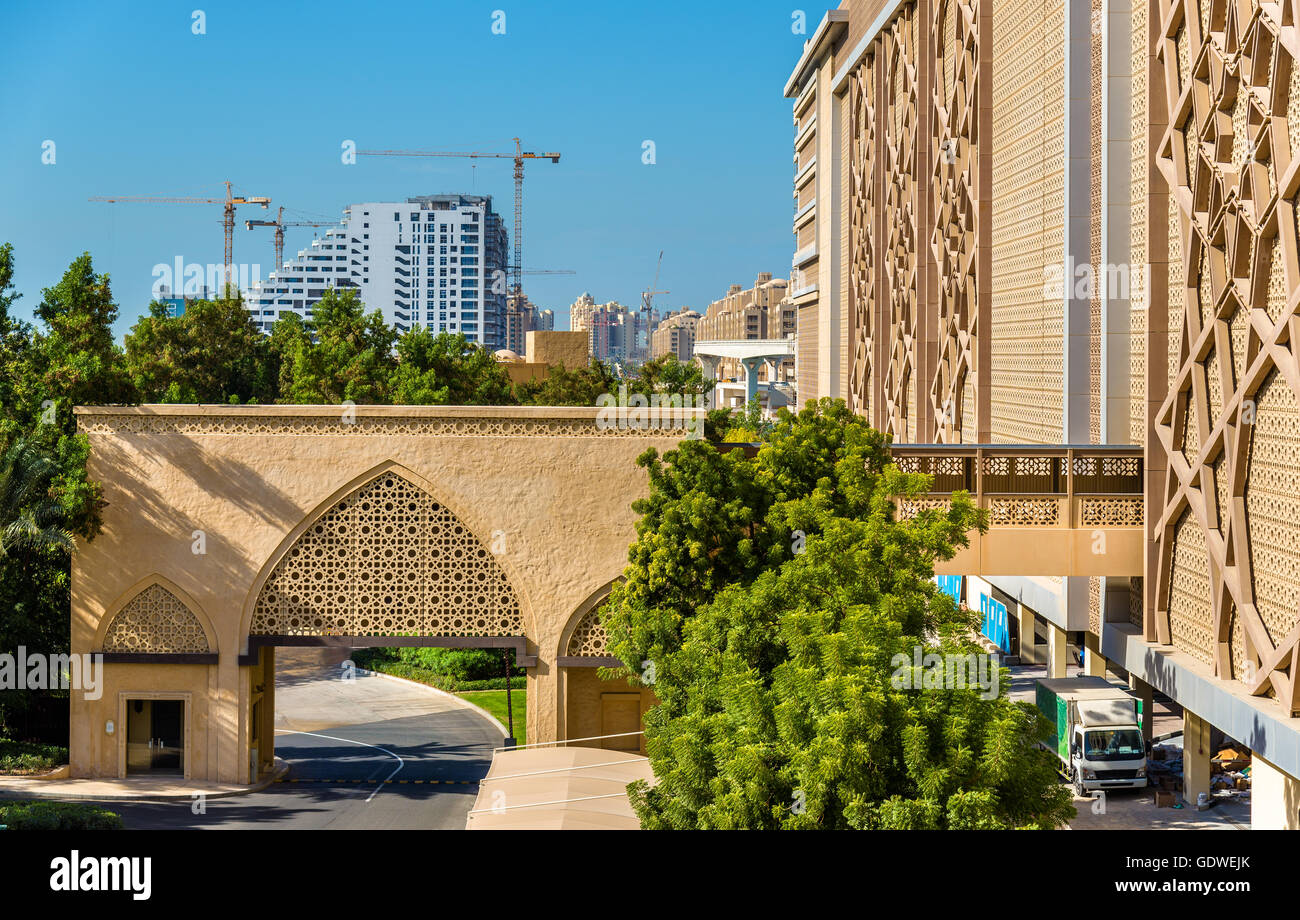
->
69, 405, 698, 783
788, 0, 1300, 823
650, 309, 701, 362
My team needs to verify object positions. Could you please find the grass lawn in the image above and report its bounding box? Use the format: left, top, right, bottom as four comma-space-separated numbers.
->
458, 689, 526, 747
0, 739, 67, 775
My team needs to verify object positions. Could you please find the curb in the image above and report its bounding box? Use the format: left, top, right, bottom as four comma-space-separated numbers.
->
353, 667, 510, 739
0, 758, 291, 803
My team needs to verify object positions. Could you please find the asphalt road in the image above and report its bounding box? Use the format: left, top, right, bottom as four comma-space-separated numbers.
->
91, 650, 504, 830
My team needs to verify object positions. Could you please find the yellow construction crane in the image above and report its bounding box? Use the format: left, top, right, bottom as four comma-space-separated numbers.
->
245, 207, 339, 269
356, 138, 560, 303
90, 181, 270, 293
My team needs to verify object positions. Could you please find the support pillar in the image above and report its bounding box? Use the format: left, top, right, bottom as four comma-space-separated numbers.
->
1128, 673, 1154, 742
1046, 621, 1068, 679
1084, 631, 1106, 677
1016, 603, 1038, 665
1182, 709, 1213, 808
741, 357, 763, 405
1250, 754, 1300, 830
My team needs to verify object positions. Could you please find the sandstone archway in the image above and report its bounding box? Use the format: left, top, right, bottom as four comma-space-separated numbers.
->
247, 469, 527, 645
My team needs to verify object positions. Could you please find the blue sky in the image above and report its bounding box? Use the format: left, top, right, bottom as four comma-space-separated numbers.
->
0, 0, 807, 336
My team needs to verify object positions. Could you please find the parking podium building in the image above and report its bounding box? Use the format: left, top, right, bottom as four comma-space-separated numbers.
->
787, 0, 1300, 826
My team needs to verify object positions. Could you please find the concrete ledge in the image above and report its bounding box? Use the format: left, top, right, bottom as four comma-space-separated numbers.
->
1102, 623, 1300, 781
0, 758, 289, 803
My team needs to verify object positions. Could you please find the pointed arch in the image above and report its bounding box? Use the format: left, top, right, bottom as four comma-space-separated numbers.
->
240, 461, 533, 651
95, 574, 217, 656
557, 578, 624, 667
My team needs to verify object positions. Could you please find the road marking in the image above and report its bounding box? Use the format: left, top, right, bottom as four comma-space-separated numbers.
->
274, 729, 404, 803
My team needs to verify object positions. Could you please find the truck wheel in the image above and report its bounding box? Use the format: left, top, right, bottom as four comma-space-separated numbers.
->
1072, 769, 1085, 797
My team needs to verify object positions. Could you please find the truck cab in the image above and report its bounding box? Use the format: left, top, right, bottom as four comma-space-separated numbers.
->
1036, 677, 1148, 794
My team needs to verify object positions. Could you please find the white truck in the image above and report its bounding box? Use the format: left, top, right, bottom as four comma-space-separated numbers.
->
1035, 676, 1148, 794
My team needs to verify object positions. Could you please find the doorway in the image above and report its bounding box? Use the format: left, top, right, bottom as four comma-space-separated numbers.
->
126, 699, 185, 775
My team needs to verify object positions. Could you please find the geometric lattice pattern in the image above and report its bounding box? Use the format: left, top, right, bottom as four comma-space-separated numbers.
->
566, 608, 609, 657
929, 0, 982, 442
1153, 0, 1300, 711
101, 583, 211, 654
250, 472, 524, 637
850, 53, 878, 420
882, 2, 922, 441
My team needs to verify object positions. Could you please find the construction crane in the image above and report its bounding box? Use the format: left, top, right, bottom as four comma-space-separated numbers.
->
641, 250, 669, 318
90, 181, 270, 293
245, 207, 339, 269
640, 251, 670, 361
356, 138, 560, 303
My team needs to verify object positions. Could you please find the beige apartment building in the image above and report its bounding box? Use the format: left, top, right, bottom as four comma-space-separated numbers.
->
788, 0, 1300, 827
651, 309, 702, 362
694, 273, 795, 380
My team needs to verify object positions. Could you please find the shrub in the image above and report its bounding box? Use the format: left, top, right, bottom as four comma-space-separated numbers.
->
0, 801, 123, 830
0, 739, 68, 775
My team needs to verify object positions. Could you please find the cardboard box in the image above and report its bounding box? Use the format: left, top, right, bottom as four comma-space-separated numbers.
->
1154, 789, 1177, 807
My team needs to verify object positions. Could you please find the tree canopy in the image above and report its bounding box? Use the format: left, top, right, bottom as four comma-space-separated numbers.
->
603, 399, 1074, 829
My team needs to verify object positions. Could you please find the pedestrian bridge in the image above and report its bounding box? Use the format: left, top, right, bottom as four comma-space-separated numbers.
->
890, 444, 1145, 577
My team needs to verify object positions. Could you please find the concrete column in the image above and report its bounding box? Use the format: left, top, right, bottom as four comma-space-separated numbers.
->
1182, 709, 1213, 807
1251, 755, 1300, 830
1128, 673, 1154, 742
1084, 631, 1107, 677
1047, 621, 1069, 679
1016, 603, 1038, 665
741, 357, 763, 405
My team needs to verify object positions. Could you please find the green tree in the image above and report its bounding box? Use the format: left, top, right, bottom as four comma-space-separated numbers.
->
124, 295, 278, 404
626, 354, 709, 402
18, 252, 135, 535
390, 329, 515, 405
602, 399, 892, 685
606, 400, 1073, 828
0, 244, 33, 420
272, 289, 395, 404
0, 437, 73, 558
514, 359, 619, 407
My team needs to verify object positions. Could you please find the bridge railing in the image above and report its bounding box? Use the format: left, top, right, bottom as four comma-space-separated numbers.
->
890, 444, 1144, 529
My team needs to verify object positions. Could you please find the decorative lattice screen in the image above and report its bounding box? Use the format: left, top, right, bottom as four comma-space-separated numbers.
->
566, 608, 609, 657
102, 583, 211, 654
250, 472, 524, 637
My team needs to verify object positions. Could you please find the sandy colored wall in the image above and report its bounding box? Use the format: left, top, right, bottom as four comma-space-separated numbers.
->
71, 405, 696, 781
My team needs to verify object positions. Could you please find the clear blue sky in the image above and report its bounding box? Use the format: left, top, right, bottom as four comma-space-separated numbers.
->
0, 0, 807, 336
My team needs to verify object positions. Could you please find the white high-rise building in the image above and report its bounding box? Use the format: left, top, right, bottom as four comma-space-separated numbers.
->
244, 194, 510, 346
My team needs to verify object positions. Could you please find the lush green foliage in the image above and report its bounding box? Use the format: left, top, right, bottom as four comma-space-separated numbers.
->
272, 288, 397, 404
0, 738, 68, 774
0, 800, 123, 830
125, 296, 277, 403
604, 399, 1074, 829
390, 327, 515, 405
353, 646, 522, 684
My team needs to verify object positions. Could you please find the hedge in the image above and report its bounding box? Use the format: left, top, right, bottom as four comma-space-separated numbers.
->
0, 801, 123, 830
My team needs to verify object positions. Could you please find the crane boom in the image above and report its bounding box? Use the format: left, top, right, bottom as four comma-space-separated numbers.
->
245, 206, 338, 268
357, 138, 560, 311
90, 181, 270, 294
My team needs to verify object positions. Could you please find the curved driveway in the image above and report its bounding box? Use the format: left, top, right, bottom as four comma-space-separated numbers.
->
96, 650, 504, 830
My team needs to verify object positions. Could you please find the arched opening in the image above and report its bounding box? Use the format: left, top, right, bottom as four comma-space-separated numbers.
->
240, 467, 533, 800
556, 583, 655, 753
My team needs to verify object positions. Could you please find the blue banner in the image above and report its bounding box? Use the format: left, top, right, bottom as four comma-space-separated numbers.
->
936, 575, 963, 604
979, 593, 1010, 653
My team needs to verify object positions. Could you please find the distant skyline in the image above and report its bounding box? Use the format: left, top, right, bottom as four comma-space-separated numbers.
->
0, 0, 809, 337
